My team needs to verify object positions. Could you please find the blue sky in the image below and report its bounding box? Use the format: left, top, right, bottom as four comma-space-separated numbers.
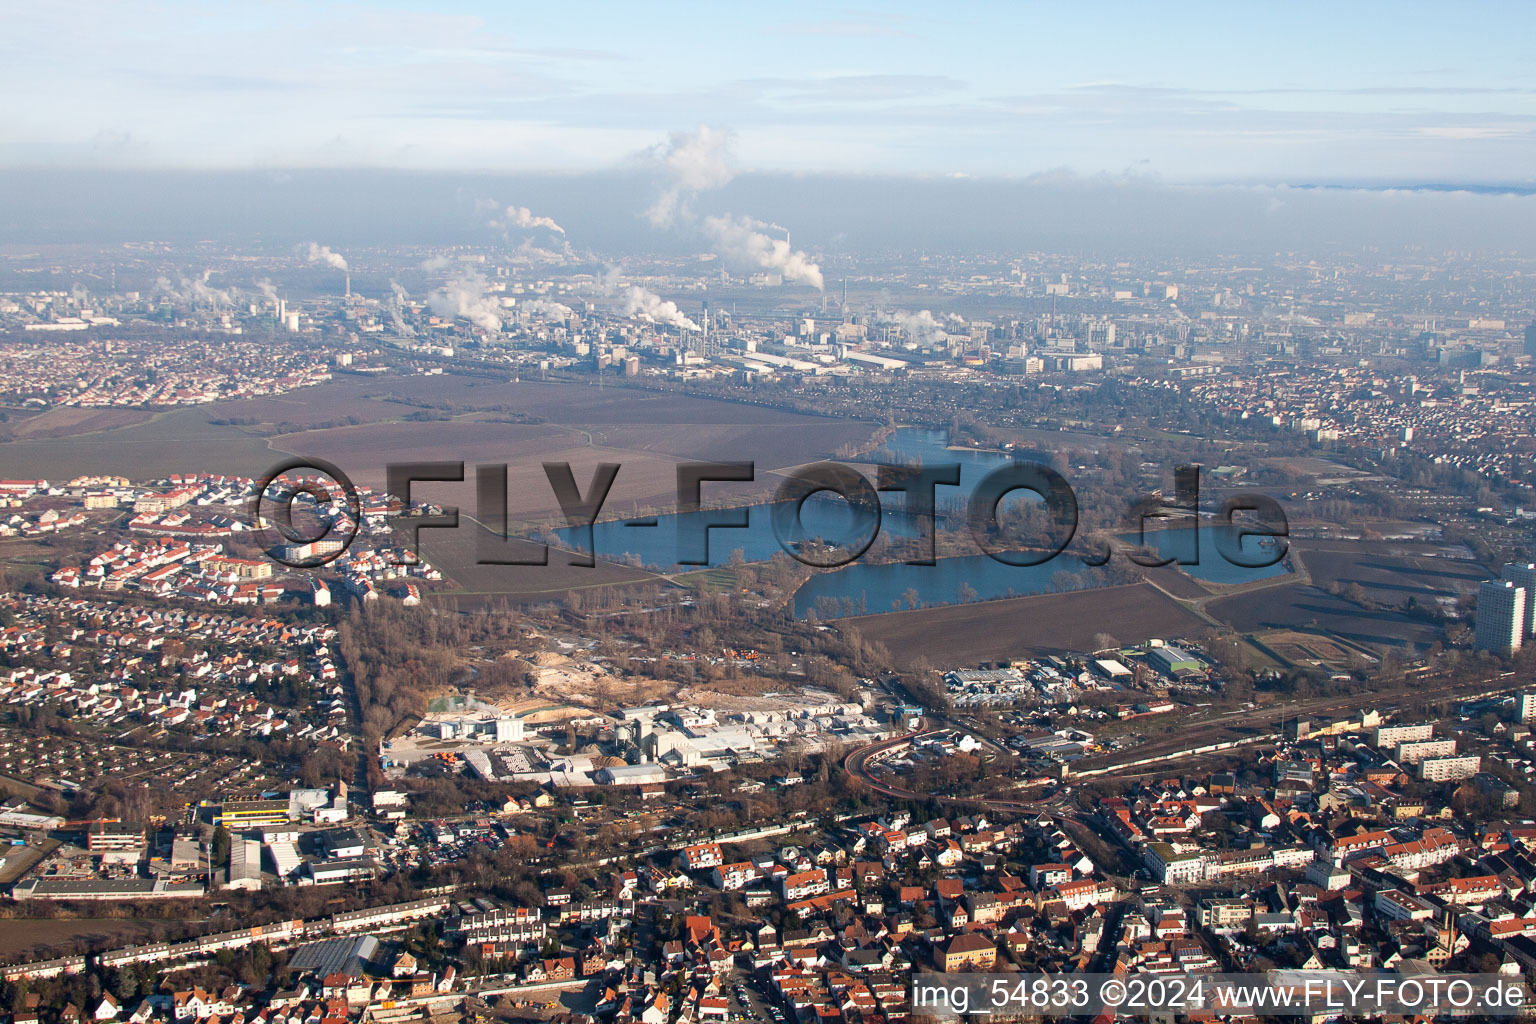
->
4, 0, 1535, 181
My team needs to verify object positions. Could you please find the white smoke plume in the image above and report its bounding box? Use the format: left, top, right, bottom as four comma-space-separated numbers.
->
621, 286, 699, 331
513, 239, 572, 263
892, 309, 944, 346
643, 126, 820, 289
522, 298, 574, 320
302, 242, 349, 271
429, 272, 502, 333
191, 269, 232, 307
388, 281, 415, 336
702, 214, 824, 290
419, 254, 454, 273
478, 199, 565, 236
155, 270, 233, 308
254, 279, 279, 302
646, 125, 734, 228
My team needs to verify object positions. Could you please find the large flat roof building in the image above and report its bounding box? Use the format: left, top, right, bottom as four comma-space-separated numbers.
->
227, 839, 261, 891
286, 935, 379, 978
88, 821, 146, 853
12, 878, 204, 901
1148, 645, 1202, 676
213, 799, 293, 829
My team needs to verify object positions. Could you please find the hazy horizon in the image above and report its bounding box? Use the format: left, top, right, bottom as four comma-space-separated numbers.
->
4, 167, 1536, 257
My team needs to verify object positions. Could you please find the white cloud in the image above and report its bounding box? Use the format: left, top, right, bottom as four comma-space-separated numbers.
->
302, 242, 348, 270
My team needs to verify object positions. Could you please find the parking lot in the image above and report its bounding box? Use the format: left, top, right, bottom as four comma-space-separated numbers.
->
730, 971, 778, 1024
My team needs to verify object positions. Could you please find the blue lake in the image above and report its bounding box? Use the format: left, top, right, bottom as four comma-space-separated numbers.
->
549, 428, 1289, 617
792, 525, 1286, 617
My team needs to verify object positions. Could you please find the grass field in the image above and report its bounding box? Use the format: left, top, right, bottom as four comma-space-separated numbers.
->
1206, 584, 1439, 650
675, 568, 739, 590
837, 582, 1214, 667
417, 517, 674, 606
0, 376, 878, 514
0, 406, 277, 480
9, 406, 158, 439
275, 430, 745, 520
1204, 539, 1479, 652
1139, 563, 1212, 600
1298, 538, 1488, 601
0, 917, 172, 959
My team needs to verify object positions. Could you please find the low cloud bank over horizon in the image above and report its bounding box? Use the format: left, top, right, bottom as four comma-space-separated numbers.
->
3, 167, 1535, 256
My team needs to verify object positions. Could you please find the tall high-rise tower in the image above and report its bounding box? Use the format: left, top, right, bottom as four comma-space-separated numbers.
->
1503, 563, 1536, 638
1476, 580, 1526, 656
